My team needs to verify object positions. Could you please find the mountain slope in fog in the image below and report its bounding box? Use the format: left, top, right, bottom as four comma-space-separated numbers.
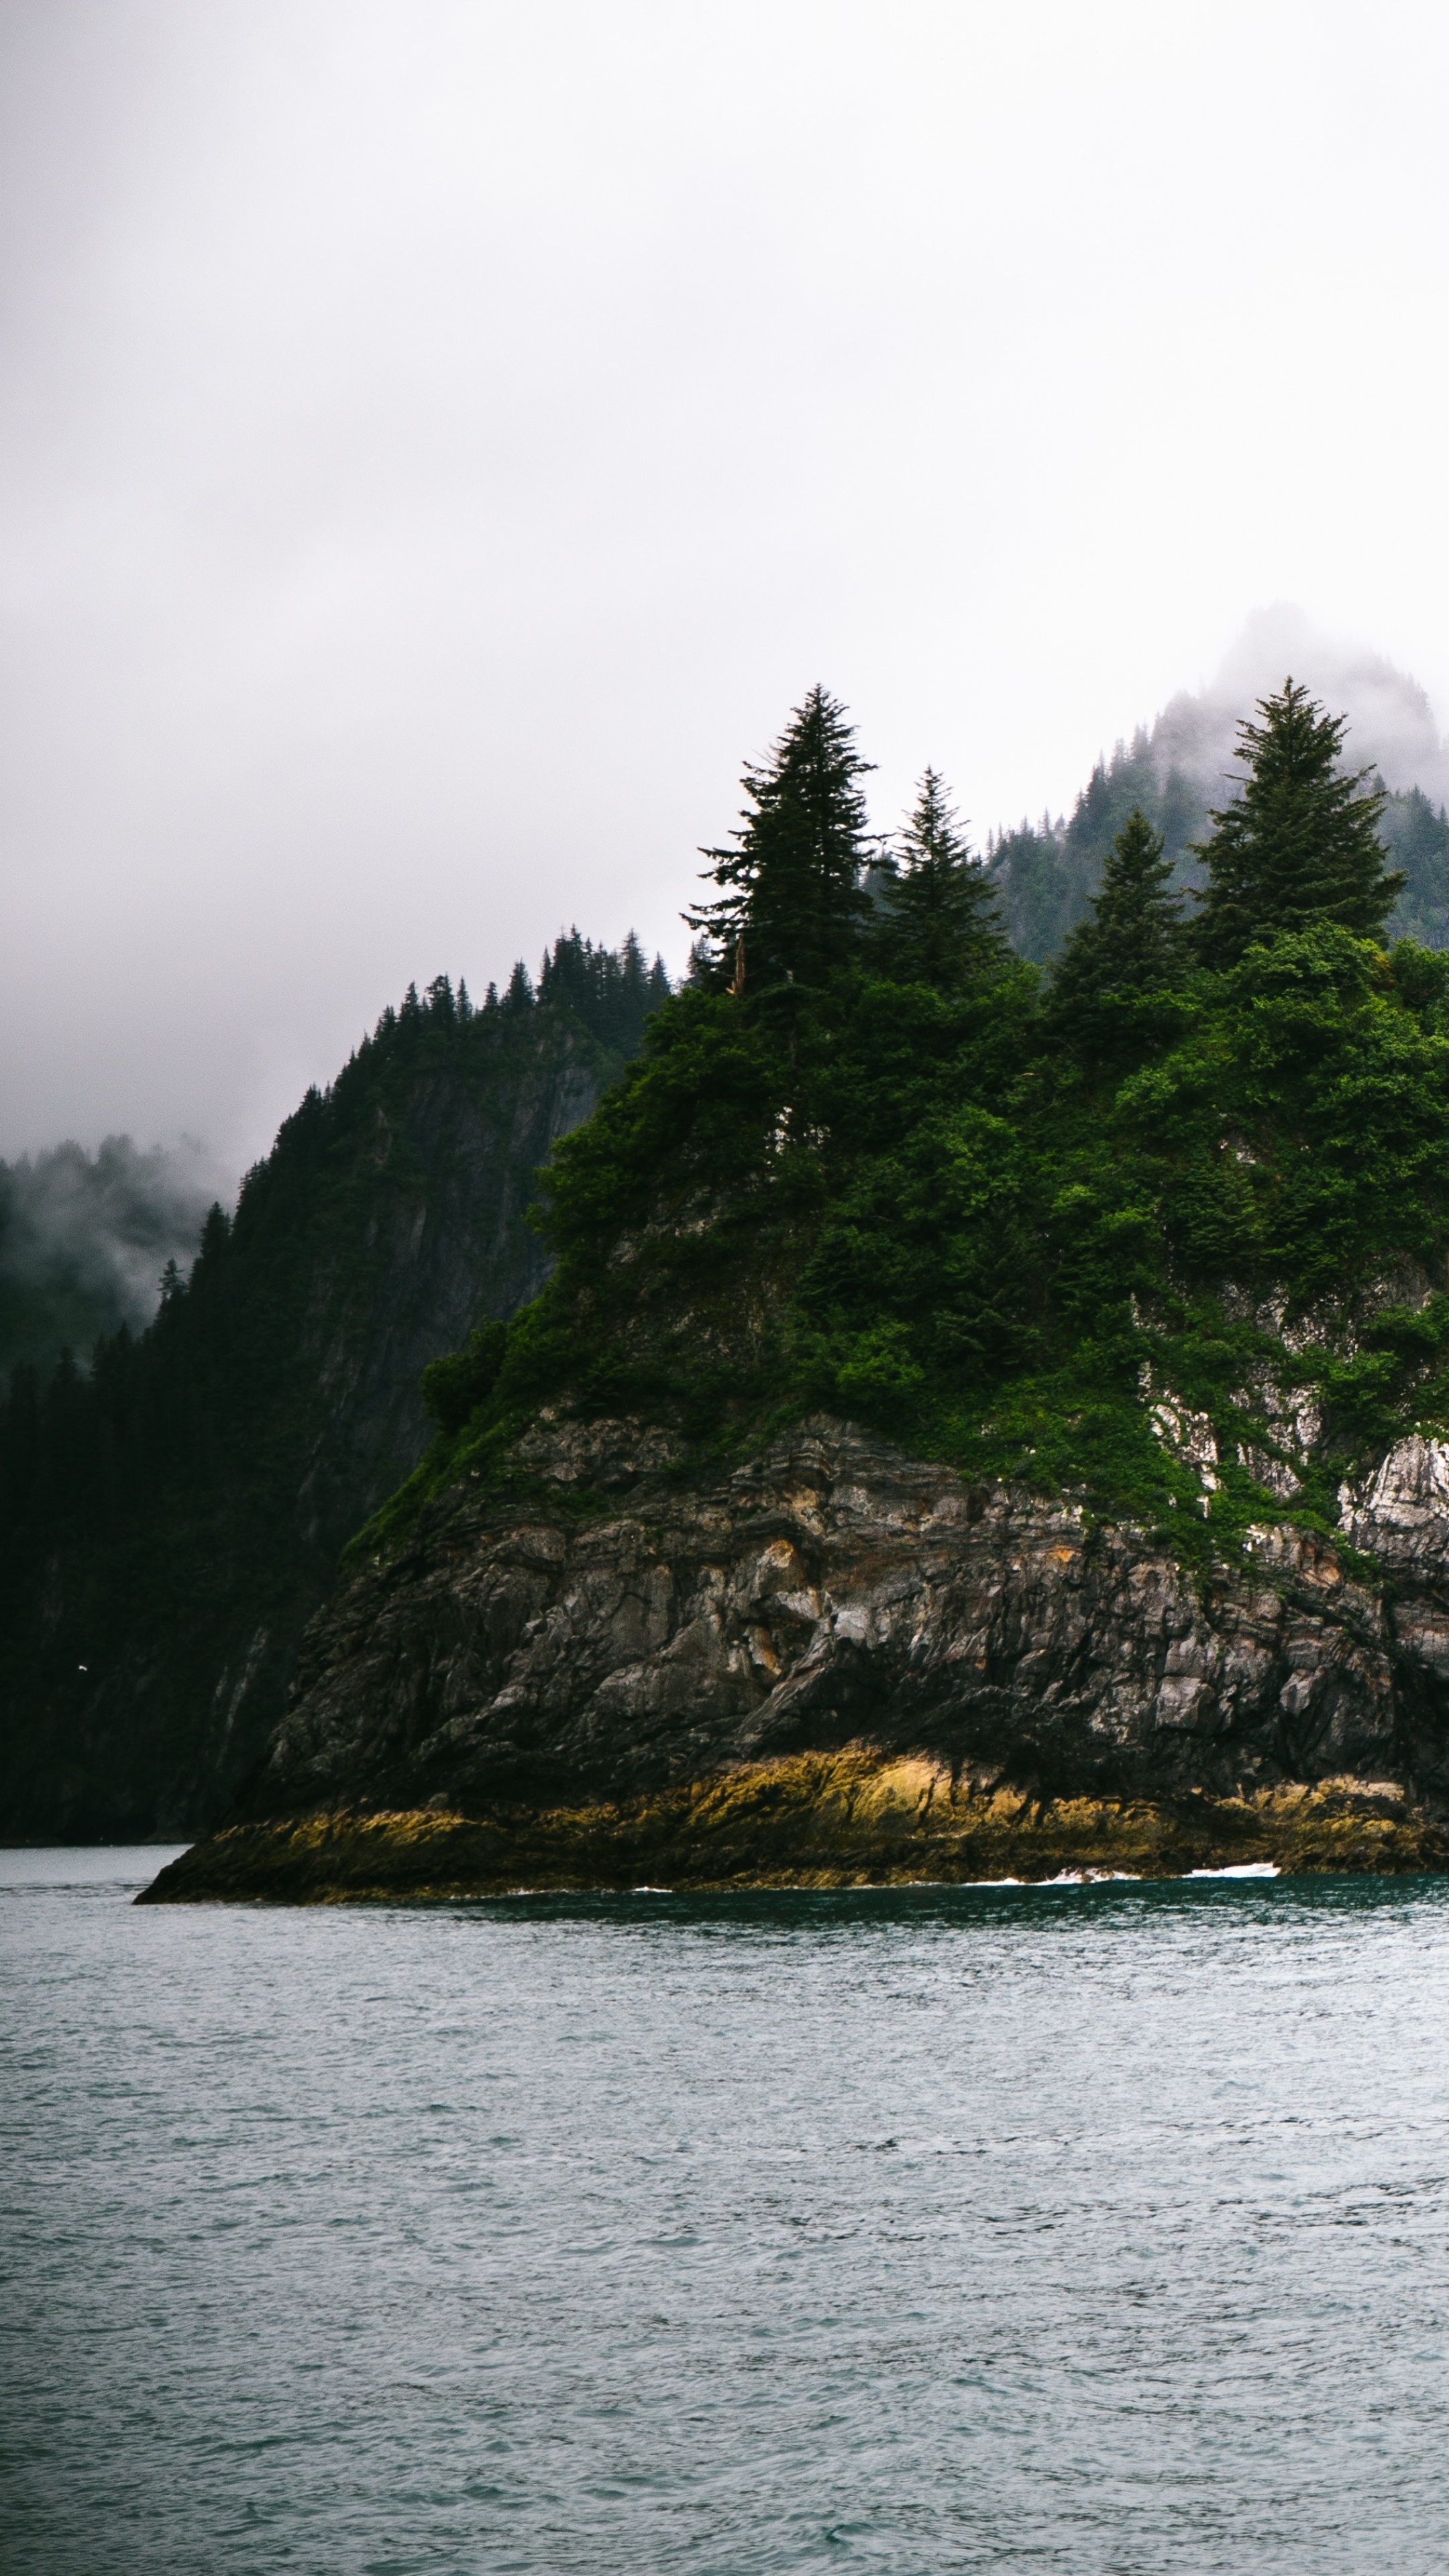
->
0, 1136, 219, 1379
0, 938, 667, 1839
990, 611, 1449, 963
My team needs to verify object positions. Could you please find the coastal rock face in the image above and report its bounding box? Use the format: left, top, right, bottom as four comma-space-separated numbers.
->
201, 1415, 1449, 1864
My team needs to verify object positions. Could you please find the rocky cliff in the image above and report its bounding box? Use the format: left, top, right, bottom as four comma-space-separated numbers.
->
142, 1411, 1449, 1900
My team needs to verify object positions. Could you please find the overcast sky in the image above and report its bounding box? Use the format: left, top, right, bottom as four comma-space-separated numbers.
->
4, 0, 1449, 1176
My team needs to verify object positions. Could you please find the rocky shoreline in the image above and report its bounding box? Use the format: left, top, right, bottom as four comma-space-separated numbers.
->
137, 1759, 1449, 1903
139, 1415, 1449, 1902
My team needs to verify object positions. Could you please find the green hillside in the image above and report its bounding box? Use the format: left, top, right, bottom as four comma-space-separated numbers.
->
372, 684, 1449, 1589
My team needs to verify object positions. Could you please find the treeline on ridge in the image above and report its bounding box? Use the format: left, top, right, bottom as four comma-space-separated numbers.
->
0, 931, 667, 1833
0, 930, 668, 1531
368, 678, 1449, 1572
989, 712, 1449, 963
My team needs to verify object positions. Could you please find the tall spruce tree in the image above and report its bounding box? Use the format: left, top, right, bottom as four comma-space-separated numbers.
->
1044, 807, 1188, 1067
684, 686, 873, 997
1193, 680, 1403, 968
871, 768, 1008, 989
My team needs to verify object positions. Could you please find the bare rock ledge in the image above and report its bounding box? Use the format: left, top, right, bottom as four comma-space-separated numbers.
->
140, 1417, 1449, 1901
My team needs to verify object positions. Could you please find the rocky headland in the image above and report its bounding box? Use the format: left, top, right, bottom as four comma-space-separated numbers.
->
118, 686, 1449, 1897
140, 1412, 1449, 1900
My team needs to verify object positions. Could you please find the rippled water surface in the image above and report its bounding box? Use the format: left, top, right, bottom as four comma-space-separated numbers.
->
5, 1851, 1449, 2573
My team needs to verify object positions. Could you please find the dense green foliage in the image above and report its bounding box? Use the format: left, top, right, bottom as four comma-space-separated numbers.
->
421, 1319, 509, 1436
870, 768, 1008, 990
1192, 682, 1405, 967
384, 692, 1449, 1580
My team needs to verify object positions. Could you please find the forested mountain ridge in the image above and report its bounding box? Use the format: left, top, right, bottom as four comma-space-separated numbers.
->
13, 660, 1449, 1874
988, 739, 1449, 963
0, 936, 667, 1838
985, 631, 1449, 961
146, 680, 1449, 1902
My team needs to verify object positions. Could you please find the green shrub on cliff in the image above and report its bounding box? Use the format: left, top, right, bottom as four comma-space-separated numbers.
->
421, 1320, 508, 1436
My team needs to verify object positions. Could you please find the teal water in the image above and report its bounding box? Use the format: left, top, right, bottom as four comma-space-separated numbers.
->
3, 1851, 1449, 2573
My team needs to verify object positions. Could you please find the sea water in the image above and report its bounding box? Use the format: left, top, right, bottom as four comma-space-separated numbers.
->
3, 1850, 1449, 2574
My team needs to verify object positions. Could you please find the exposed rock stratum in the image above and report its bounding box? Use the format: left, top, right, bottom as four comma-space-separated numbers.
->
142, 1415, 1449, 1900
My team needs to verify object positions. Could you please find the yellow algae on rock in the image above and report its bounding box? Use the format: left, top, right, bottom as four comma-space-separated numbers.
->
136, 1419, 1449, 1905
138, 1746, 1449, 1904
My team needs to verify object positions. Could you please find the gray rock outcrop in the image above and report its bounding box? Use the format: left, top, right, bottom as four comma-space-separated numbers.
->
239, 1414, 1449, 1828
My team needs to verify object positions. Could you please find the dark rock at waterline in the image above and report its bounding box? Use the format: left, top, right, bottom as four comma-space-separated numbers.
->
143, 1415, 1449, 1900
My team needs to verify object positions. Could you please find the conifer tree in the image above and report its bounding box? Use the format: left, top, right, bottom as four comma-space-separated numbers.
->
1193, 680, 1404, 968
1044, 807, 1187, 1067
684, 686, 873, 997
619, 928, 647, 1009
871, 768, 1007, 989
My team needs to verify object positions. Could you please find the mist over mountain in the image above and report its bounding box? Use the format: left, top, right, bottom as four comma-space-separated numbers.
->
0, 942, 665, 1379
0, 1136, 221, 1379
7, 614, 1449, 1383
0, 932, 671, 1837
988, 611, 1449, 963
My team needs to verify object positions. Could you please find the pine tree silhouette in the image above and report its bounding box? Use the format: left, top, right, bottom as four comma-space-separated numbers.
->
1193, 680, 1403, 967
871, 768, 1007, 990
1044, 807, 1187, 1069
685, 686, 873, 999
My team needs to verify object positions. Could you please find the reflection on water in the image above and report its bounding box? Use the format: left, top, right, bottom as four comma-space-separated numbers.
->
4, 1847, 1449, 2573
